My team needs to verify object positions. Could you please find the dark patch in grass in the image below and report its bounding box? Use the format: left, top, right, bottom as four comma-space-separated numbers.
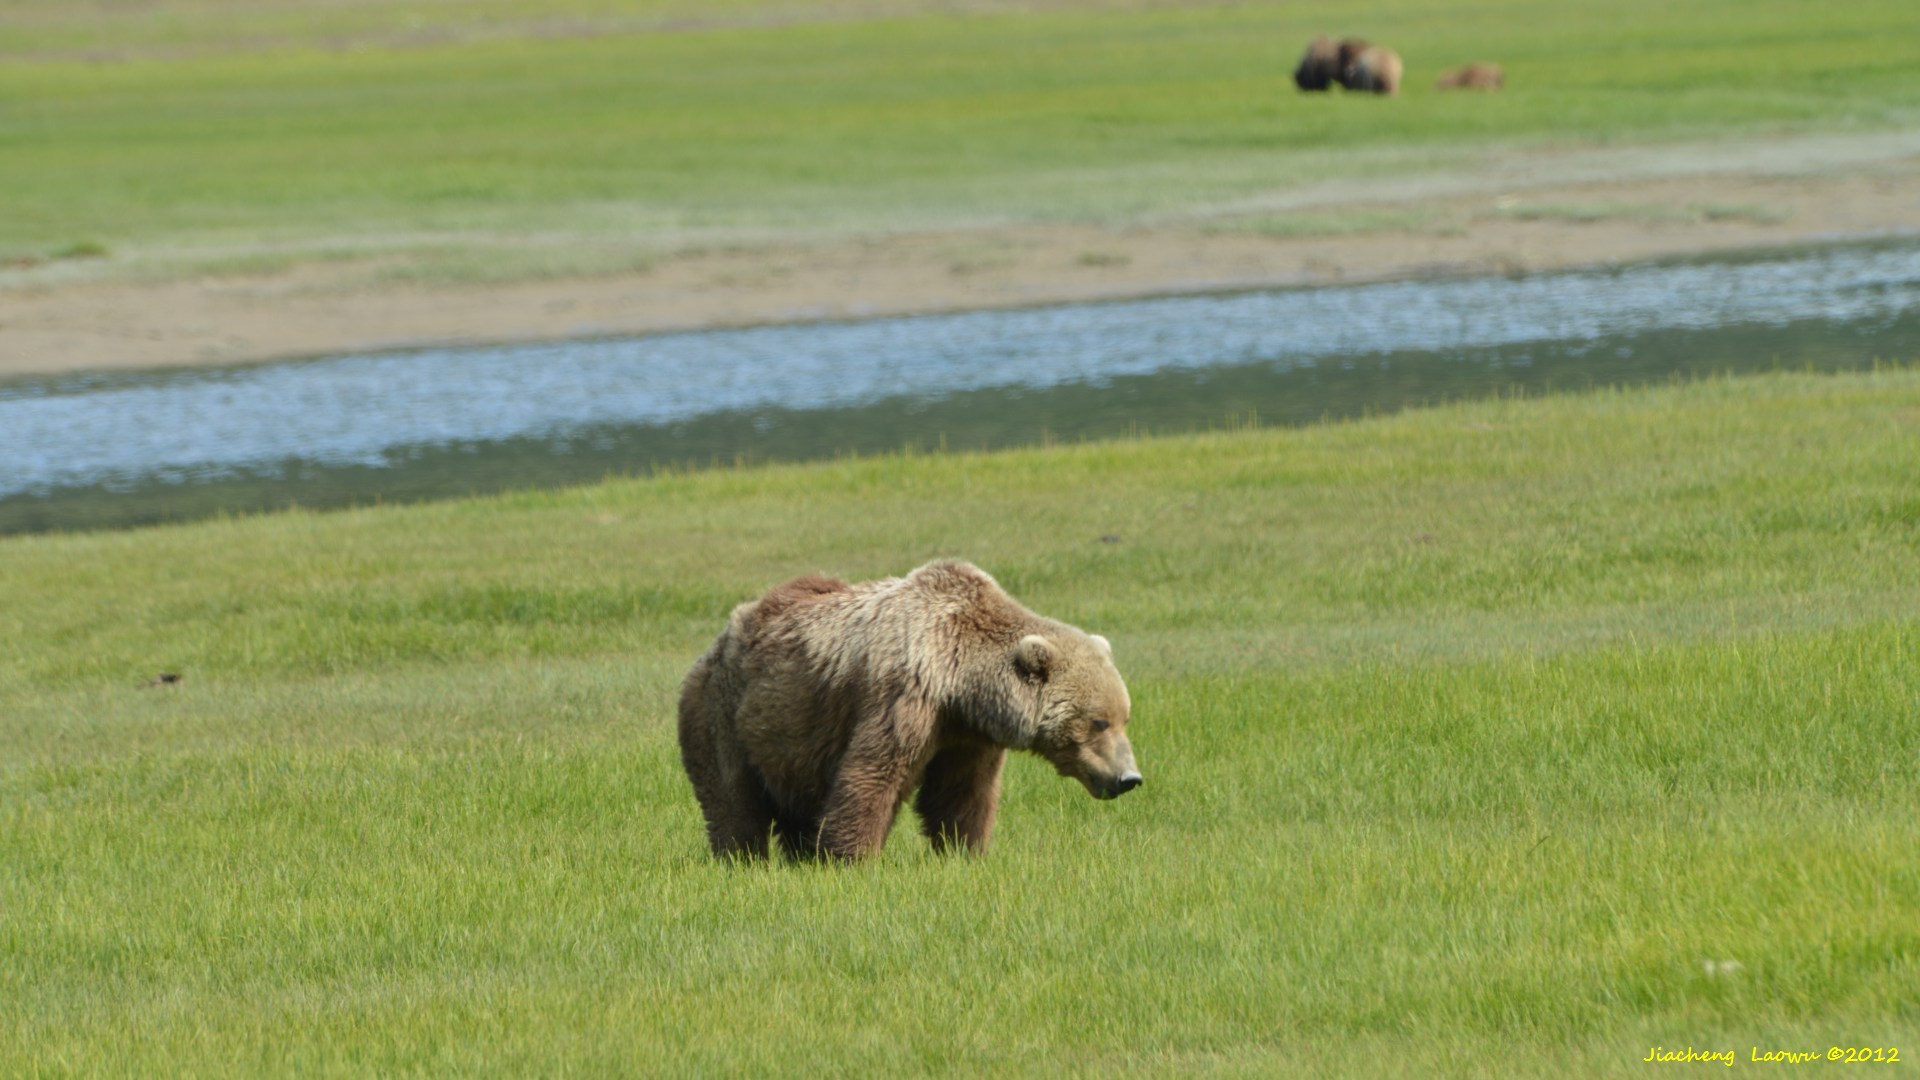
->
51, 240, 110, 260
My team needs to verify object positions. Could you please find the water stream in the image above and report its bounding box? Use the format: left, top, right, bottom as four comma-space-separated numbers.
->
4, 241, 1918, 535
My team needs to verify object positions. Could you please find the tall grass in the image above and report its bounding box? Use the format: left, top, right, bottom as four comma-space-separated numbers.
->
4, 371, 1918, 1075
3, 0, 1920, 276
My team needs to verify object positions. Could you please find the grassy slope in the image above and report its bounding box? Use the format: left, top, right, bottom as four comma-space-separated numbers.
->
4, 0, 1920, 275
4, 371, 1919, 1075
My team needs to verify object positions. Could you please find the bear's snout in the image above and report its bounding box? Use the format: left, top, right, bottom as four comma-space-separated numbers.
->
1092, 771, 1143, 799
1079, 727, 1141, 800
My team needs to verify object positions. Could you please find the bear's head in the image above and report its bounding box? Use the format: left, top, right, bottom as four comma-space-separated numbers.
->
1015, 631, 1142, 800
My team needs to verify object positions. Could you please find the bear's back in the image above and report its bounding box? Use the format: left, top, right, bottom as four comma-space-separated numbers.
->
730, 560, 1036, 691
751, 574, 850, 621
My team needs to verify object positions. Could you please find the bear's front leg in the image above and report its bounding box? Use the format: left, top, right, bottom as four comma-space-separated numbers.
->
815, 702, 934, 860
915, 745, 1006, 854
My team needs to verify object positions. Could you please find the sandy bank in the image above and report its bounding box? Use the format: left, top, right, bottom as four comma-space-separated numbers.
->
4, 134, 1918, 378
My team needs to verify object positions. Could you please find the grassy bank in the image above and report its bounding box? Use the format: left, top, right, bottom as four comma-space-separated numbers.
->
5, 0, 1920, 281
4, 370, 1918, 1075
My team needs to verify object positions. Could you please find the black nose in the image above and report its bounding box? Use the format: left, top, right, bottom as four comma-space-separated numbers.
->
1113, 772, 1143, 795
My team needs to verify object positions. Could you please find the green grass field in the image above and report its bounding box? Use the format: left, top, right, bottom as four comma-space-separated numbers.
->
5, 0, 1920, 280
6, 1, 1920, 1071
5, 370, 1918, 1075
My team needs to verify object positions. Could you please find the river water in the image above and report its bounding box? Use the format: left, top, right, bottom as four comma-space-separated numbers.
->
4, 241, 1918, 534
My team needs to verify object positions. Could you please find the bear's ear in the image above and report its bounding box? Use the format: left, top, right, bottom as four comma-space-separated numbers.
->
1089, 634, 1113, 658
1014, 635, 1054, 682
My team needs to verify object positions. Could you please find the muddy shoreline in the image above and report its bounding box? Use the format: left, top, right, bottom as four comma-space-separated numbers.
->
5, 146, 1919, 379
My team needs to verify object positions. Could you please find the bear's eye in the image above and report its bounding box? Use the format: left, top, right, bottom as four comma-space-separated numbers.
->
1090, 719, 1110, 733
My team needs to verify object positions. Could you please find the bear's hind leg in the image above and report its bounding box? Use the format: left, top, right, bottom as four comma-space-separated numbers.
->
679, 678, 775, 859
702, 772, 777, 860
915, 745, 1006, 854
684, 736, 775, 858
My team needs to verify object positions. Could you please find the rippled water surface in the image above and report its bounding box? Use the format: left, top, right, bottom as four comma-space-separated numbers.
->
6, 242, 1920, 534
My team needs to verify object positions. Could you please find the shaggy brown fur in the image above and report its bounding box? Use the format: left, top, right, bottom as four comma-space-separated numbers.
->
1294, 35, 1342, 91
1435, 63, 1504, 91
1342, 45, 1403, 96
1334, 37, 1372, 83
678, 560, 1141, 861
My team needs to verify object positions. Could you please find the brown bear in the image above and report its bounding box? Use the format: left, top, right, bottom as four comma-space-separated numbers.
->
1435, 62, 1504, 91
1294, 35, 1342, 91
1333, 37, 1372, 86
1342, 45, 1403, 95
677, 559, 1142, 861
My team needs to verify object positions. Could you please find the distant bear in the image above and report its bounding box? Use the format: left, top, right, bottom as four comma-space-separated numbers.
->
1294, 35, 1342, 91
1435, 63, 1503, 91
1343, 45, 1403, 95
678, 560, 1142, 861
1333, 37, 1372, 86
